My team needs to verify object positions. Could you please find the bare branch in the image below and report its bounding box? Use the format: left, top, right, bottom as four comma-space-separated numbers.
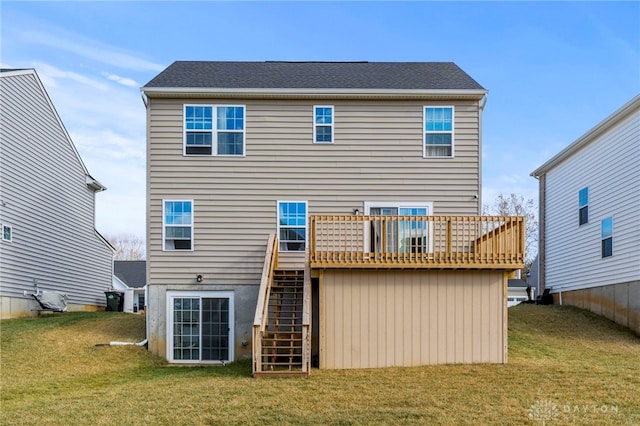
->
105, 233, 146, 260
484, 193, 538, 270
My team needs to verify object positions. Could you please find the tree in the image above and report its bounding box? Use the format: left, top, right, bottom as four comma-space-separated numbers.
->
105, 233, 146, 260
483, 193, 538, 271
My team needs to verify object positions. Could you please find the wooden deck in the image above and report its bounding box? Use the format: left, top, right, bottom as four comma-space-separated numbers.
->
310, 215, 525, 270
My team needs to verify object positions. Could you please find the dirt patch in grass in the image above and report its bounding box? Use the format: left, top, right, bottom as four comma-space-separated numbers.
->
1, 306, 639, 425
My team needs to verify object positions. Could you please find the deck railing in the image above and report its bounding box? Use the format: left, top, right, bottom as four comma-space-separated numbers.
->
309, 215, 525, 269
301, 254, 311, 374
252, 234, 278, 376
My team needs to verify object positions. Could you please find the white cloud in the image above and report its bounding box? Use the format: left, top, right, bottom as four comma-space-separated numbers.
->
19, 27, 164, 73
27, 61, 148, 239
34, 62, 109, 91
103, 72, 140, 88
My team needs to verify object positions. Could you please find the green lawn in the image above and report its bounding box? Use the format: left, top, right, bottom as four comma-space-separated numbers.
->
1, 305, 639, 425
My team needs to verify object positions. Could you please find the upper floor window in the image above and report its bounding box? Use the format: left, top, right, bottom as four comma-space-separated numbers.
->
164, 200, 193, 250
424, 106, 454, 158
314, 106, 334, 143
2, 224, 12, 242
601, 217, 613, 258
578, 187, 589, 225
184, 105, 245, 156
278, 201, 307, 251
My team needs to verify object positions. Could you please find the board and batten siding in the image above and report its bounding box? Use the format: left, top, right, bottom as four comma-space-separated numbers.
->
320, 270, 507, 369
0, 71, 113, 318
147, 98, 483, 288
543, 107, 640, 292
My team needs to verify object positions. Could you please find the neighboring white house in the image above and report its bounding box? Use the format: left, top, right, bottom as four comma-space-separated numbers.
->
507, 279, 533, 307
531, 94, 640, 335
112, 260, 146, 314
0, 68, 114, 318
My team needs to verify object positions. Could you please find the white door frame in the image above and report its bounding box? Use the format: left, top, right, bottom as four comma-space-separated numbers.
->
166, 290, 235, 364
363, 201, 434, 254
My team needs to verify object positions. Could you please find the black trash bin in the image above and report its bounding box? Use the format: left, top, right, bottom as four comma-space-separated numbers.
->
105, 291, 124, 312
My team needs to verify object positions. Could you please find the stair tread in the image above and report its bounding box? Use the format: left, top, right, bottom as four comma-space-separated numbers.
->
256, 269, 307, 374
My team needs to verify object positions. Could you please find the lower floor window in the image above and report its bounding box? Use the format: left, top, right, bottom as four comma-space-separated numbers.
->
601, 217, 613, 258
163, 200, 193, 250
278, 201, 307, 251
167, 291, 234, 363
2, 224, 12, 242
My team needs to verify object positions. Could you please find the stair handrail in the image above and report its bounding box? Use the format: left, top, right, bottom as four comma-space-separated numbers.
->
253, 233, 278, 375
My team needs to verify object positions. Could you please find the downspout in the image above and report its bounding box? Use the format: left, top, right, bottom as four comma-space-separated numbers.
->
531, 171, 546, 295
140, 91, 149, 108
96, 339, 148, 347
477, 93, 488, 215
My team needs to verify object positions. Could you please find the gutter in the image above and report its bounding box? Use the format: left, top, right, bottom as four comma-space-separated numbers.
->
141, 86, 488, 101
531, 93, 640, 178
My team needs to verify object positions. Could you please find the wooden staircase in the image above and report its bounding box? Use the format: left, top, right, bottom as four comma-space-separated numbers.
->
256, 269, 305, 376
253, 235, 310, 378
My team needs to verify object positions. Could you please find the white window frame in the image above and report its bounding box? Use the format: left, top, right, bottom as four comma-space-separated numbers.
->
183, 104, 246, 157
313, 105, 334, 143
364, 201, 434, 253
2, 224, 12, 242
578, 187, 589, 226
601, 217, 613, 258
162, 199, 194, 251
166, 290, 235, 364
277, 200, 308, 252
423, 106, 455, 158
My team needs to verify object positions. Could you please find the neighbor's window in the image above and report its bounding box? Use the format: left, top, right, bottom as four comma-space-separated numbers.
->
278, 201, 307, 251
164, 200, 193, 250
2, 224, 12, 242
184, 105, 245, 156
601, 217, 613, 258
579, 187, 589, 226
424, 106, 454, 157
314, 106, 334, 143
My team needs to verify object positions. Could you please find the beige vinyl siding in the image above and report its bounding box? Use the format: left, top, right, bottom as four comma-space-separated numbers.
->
0, 71, 113, 316
319, 270, 506, 369
147, 98, 482, 288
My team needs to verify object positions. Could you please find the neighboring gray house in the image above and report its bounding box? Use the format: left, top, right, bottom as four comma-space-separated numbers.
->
0, 68, 114, 318
532, 94, 640, 335
142, 61, 525, 374
113, 260, 146, 314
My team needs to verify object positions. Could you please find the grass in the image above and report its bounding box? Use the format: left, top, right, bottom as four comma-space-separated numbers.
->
1, 305, 639, 425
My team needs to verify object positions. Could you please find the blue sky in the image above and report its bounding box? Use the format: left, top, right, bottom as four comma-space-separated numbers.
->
2, 1, 639, 239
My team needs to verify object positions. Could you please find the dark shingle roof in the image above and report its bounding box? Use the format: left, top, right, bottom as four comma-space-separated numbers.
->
144, 61, 485, 91
508, 279, 529, 288
114, 261, 146, 288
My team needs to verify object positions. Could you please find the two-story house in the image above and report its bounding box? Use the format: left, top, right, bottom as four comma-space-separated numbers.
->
0, 69, 114, 318
141, 61, 524, 374
532, 94, 640, 335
